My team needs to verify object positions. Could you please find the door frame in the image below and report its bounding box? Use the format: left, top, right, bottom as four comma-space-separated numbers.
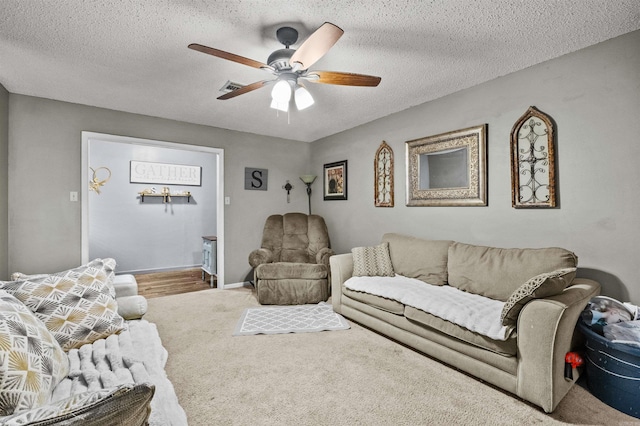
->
80, 132, 225, 289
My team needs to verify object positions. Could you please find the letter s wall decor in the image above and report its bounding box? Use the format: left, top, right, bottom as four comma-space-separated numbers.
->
244, 167, 268, 191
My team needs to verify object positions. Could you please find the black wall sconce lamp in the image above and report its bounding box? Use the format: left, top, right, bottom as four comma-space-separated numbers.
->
299, 175, 317, 214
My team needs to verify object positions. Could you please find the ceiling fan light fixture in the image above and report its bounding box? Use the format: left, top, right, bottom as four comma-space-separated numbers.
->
294, 85, 314, 110
270, 98, 289, 112
271, 79, 292, 103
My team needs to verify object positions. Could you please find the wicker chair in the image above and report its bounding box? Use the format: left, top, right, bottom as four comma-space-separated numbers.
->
248, 213, 334, 305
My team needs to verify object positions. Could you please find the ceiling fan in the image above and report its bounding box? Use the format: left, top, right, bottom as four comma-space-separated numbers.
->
188, 22, 381, 112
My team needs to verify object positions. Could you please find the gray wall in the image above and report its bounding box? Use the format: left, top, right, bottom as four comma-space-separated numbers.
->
7, 95, 311, 284
5, 31, 639, 302
311, 30, 640, 304
88, 139, 218, 273
0, 84, 8, 279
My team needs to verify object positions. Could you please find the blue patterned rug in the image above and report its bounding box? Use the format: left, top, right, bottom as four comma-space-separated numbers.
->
233, 302, 350, 336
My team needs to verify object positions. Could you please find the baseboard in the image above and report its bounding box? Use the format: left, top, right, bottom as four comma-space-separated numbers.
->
119, 265, 202, 275
223, 281, 252, 289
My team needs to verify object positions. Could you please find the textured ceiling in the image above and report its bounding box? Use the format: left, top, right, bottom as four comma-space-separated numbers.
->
1, 1, 639, 142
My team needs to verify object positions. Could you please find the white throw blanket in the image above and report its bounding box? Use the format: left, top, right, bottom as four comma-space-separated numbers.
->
52, 320, 187, 426
345, 275, 514, 341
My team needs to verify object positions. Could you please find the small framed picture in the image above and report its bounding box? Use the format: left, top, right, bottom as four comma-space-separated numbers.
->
323, 160, 348, 200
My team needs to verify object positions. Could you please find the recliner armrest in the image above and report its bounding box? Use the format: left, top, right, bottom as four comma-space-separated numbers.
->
249, 248, 274, 268
316, 248, 335, 266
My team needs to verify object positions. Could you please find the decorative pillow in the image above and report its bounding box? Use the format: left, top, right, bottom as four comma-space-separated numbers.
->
10, 259, 117, 299
352, 242, 395, 277
0, 383, 155, 425
501, 267, 577, 326
0, 290, 69, 416
0, 259, 126, 351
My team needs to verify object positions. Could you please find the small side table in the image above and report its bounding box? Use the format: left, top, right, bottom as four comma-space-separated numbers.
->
201, 236, 217, 287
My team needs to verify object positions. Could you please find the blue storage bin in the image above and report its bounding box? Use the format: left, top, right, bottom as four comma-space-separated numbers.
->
578, 321, 640, 419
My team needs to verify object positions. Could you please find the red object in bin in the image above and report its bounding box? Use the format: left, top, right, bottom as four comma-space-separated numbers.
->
564, 352, 584, 380
566, 352, 584, 368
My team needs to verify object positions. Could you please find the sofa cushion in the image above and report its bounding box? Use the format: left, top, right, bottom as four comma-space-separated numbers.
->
404, 306, 518, 356
256, 262, 327, 279
343, 288, 405, 315
447, 242, 578, 301
0, 291, 69, 416
344, 275, 512, 341
0, 259, 126, 351
0, 383, 154, 426
501, 267, 577, 326
382, 233, 452, 285
352, 242, 395, 277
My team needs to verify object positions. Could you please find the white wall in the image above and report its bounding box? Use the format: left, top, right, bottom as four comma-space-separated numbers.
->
87, 138, 217, 273
312, 30, 640, 304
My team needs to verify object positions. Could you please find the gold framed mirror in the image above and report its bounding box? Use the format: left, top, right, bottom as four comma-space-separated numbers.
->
406, 124, 487, 206
510, 106, 556, 208
374, 141, 394, 207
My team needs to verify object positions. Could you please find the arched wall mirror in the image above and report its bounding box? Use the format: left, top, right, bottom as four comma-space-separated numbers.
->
406, 124, 487, 206
510, 106, 557, 208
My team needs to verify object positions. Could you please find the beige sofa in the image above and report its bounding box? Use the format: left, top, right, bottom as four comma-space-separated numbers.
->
330, 233, 600, 413
0, 260, 187, 425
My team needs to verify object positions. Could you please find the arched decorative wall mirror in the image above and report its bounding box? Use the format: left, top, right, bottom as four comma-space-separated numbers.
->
406, 124, 487, 206
510, 106, 557, 208
374, 141, 394, 207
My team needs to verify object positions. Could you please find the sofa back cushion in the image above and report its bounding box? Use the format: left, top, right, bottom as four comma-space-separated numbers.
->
447, 242, 578, 301
381, 233, 452, 285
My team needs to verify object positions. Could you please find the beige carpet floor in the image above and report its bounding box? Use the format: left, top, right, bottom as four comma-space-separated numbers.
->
144, 287, 639, 426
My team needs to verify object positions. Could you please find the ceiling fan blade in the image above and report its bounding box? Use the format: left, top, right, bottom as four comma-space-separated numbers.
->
305, 71, 381, 87
217, 80, 270, 100
289, 22, 344, 71
188, 43, 273, 71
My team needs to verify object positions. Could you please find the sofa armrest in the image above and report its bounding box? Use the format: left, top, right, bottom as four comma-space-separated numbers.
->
329, 253, 354, 314
117, 295, 148, 320
113, 274, 139, 298
516, 278, 600, 412
248, 248, 274, 268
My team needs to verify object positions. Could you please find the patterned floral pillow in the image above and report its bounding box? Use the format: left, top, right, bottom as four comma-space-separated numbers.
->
0, 259, 126, 351
501, 267, 577, 327
352, 242, 395, 277
0, 291, 69, 416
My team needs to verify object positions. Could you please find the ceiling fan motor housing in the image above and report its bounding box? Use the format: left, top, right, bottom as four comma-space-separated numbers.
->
267, 48, 295, 71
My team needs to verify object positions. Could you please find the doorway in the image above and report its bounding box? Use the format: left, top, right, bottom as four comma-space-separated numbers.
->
81, 132, 225, 289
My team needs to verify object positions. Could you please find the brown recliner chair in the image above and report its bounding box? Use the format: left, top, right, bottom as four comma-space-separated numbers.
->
248, 213, 334, 305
